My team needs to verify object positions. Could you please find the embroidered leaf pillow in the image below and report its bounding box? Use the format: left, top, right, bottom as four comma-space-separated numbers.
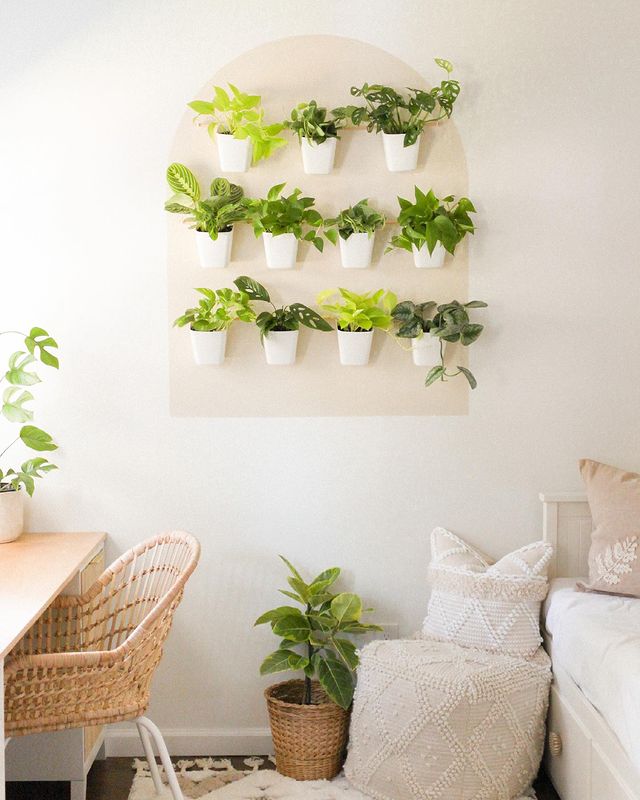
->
578, 459, 640, 597
422, 528, 553, 657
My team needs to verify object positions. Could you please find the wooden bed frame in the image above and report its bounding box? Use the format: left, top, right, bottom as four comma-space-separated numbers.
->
541, 493, 640, 800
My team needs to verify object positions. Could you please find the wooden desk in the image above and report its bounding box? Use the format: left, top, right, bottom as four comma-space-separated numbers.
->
0, 532, 106, 800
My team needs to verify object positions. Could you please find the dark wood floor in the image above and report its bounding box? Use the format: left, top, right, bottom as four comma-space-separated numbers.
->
7, 757, 560, 799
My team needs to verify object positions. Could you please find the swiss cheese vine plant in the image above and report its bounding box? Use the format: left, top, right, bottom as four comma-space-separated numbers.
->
332, 58, 460, 146
255, 556, 382, 708
245, 184, 327, 252
164, 164, 247, 239
0, 328, 59, 495
188, 84, 286, 164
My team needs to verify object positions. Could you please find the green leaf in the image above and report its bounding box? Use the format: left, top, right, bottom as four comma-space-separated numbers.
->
457, 366, 477, 389
273, 614, 311, 643
279, 555, 304, 582
287, 576, 311, 603
267, 183, 286, 201
188, 100, 215, 115
464, 300, 488, 309
2, 388, 33, 422
5, 352, 40, 386
25, 328, 59, 369
331, 593, 362, 624
310, 567, 340, 592
287, 653, 309, 671
260, 649, 297, 675
316, 653, 354, 709
425, 365, 445, 387
435, 57, 454, 74
166, 163, 200, 202
19, 425, 57, 452
331, 637, 359, 670
254, 606, 300, 626
460, 323, 484, 346
233, 276, 270, 303
289, 304, 332, 332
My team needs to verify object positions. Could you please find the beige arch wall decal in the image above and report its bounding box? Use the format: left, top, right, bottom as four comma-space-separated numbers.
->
168, 35, 470, 417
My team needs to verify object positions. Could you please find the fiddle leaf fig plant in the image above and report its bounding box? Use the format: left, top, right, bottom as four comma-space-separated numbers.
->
324, 199, 386, 244
173, 287, 255, 332
317, 288, 397, 332
246, 183, 327, 252
188, 83, 286, 163
165, 164, 247, 239
332, 58, 460, 146
233, 276, 332, 338
0, 328, 59, 496
286, 100, 343, 145
255, 556, 382, 708
387, 187, 476, 256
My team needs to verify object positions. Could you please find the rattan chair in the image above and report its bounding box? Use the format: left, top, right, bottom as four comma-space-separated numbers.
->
4, 531, 200, 800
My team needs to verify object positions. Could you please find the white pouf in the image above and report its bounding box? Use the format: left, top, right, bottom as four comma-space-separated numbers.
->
344, 639, 551, 800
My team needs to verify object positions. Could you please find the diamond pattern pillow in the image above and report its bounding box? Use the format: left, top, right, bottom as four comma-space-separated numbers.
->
422, 528, 553, 657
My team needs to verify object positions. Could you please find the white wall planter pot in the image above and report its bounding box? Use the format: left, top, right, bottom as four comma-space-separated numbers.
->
382, 132, 420, 172
300, 137, 337, 174
216, 133, 252, 172
263, 330, 299, 365
411, 335, 444, 366
195, 229, 233, 269
412, 242, 446, 268
337, 329, 374, 365
263, 232, 298, 270
190, 329, 227, 365
0, 490, 23, 544
339, 232, 375, 269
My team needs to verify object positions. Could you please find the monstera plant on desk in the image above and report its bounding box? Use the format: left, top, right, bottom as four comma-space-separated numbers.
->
0, 328, 59, 543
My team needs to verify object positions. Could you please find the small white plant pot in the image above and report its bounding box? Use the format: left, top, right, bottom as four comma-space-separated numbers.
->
216, 133, 252, 172
190, 329, 227, 365
339, 232, 375, 269
300, 137, 337, 174
412, 242, 446, 268
382, 132, 420, 172
263, 232, 298, 270
0, 490, 23, 544
337, 329, 374, 366
411, 336, 444, 366
195, 229, 233, 269
263, 330, 299, 365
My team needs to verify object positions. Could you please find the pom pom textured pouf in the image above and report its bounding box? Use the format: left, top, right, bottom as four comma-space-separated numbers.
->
344, 639, 551, 800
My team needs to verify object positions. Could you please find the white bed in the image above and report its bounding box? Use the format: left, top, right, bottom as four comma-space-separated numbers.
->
541, 493, 640, 800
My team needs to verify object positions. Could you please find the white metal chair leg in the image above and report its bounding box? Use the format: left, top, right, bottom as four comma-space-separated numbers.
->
135, 716, 183, 800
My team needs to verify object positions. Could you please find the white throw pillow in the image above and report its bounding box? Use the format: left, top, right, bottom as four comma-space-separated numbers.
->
422, 527, 553, 657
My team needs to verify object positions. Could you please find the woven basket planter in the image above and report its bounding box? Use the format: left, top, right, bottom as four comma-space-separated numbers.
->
265, 679, 350, 780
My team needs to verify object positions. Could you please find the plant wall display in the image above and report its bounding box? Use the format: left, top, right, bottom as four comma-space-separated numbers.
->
0, 328, 58, 496
255, 556, 381, 708
188, 84, 286, 169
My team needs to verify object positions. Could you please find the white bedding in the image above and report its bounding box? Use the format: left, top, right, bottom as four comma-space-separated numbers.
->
544, 578, 640, 771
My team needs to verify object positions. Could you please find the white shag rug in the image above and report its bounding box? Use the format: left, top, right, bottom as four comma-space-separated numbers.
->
128, 757, 538, 799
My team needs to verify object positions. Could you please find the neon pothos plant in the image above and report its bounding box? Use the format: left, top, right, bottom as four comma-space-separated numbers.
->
0, 329, 58, 495
173, 288, 255, 331
255, 557, 381, 708
286, 101, 343, 145
392, 300, 487, 388
317, 288, 397, 332
333, 58, 460, 146
324, 199, 386, 244
387, 187, 476, 256
246, 183, 327, 252
164, 164, 247, 239
188, 83, 286, 164
233, 276, 331, 338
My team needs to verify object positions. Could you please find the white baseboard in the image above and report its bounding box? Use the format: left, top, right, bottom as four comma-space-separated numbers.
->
105, 727, 273, 757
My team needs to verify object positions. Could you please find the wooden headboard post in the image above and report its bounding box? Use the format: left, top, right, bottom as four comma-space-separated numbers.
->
540, 493, 591, 579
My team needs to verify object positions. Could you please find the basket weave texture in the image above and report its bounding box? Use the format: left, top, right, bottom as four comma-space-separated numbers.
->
4, 531, 200, 737
265, 679, 350, 780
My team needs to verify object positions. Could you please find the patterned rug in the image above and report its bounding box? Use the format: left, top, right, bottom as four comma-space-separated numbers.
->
128, 757, 537, 799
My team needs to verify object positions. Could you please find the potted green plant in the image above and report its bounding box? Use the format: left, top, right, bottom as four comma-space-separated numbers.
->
173, 287, 255, 365
390, 299, 446, 366
0, 328, 59, 543
286, 100, 343, 175
387, 187, 476, 268
333, 58, 460, 172
234, 276, 331, 365
188, 83, 286, 172
246, 183, 326, 270
255, 556, 381, 780
420, 300, 487, 388
317, 288, 397, 365
164, 164, 247, 269
324, 199, 386, 269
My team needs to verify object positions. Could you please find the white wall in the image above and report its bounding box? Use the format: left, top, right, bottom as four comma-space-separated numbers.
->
2, 0, 639, 752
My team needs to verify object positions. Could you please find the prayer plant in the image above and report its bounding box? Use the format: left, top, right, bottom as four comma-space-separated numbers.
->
255, 556, 382, 708
164, 165, 247, 239
188, 83, 286, 163
0, 328, 58, 495
233, 276, 332, 338
332, 58, 460, 146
